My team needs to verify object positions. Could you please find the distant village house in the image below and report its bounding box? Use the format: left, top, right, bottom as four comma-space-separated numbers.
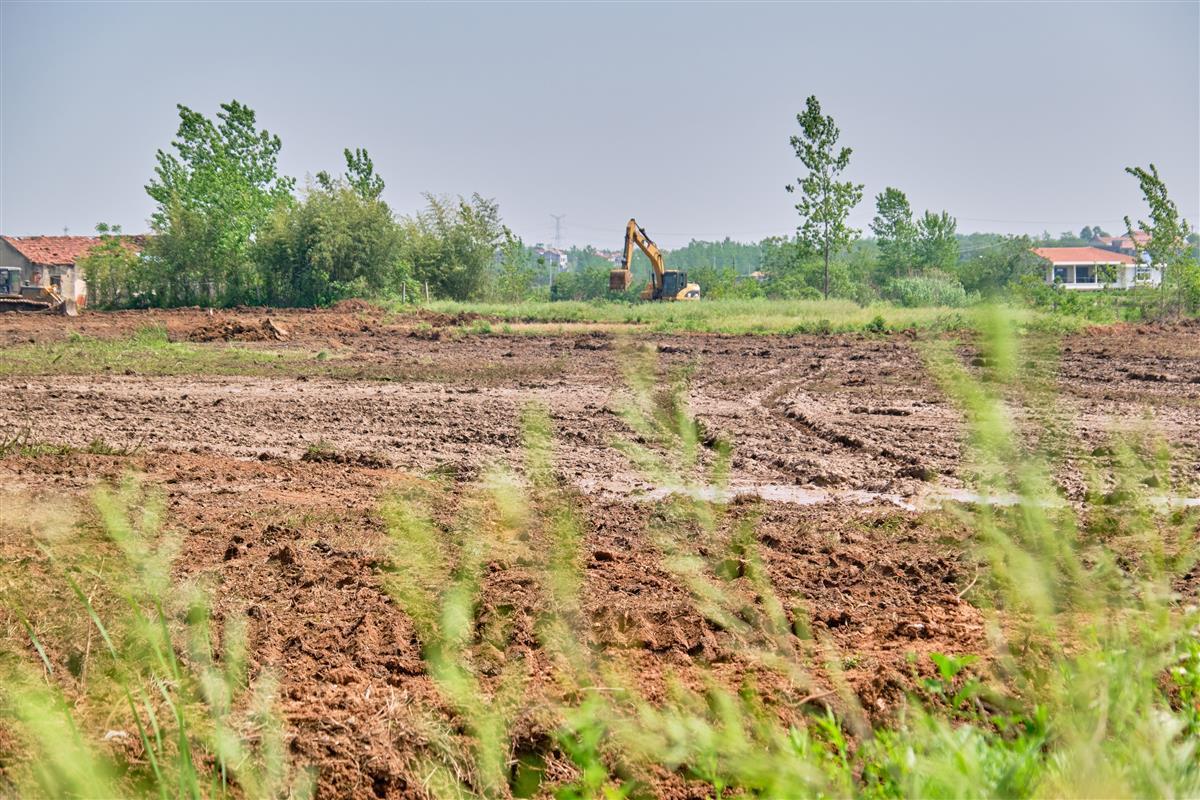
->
1033, 245, 1159, 291
1, 236, 98, 306
0, 234, 146, 308
1092, 231, 1151, 257
532, 245, 570, 272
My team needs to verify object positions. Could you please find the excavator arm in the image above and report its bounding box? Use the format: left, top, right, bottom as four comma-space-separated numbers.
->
610, 219, 664, 294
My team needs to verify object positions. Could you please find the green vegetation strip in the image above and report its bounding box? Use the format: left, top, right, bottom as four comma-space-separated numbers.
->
0, 325, 562, 382
0, 327, 298, 378
424, 298, 1091, 335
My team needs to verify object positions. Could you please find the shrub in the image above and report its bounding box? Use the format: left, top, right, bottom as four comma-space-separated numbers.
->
887, 274, 970, 307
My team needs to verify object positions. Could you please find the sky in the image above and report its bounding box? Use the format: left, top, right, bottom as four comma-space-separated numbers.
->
1, 2, 1197, 250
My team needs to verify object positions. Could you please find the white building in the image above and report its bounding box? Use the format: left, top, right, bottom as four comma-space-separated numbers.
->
534, 247, 570, 272
1034, 246, 1160, 290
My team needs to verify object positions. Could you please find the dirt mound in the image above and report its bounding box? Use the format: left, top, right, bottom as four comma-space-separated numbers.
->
300, 444, 392, 469
330, 299, 382, 314
188, 316, 291, 343
413, 309, 485, 327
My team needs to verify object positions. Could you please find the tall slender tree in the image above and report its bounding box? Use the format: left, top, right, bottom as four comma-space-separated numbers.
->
1124, 164, 1197, 315
786, 96, 864, 298
870, 187, 916, 278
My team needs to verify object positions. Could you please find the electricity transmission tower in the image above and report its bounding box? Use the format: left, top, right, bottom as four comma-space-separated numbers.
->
550, 214, 565, 249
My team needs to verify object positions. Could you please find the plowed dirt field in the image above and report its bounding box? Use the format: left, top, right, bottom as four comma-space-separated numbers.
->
2, 306, 1197, 798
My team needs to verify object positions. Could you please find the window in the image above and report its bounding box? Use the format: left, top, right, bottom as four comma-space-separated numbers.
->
1075, 265, 1094, 283
1053, 266, 1068, 282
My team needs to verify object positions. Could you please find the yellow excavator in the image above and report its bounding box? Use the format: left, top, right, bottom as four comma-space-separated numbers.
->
609, 218, 700, 301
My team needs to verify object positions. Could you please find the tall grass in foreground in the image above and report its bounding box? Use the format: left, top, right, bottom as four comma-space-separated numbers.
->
381, 314, 1198, 797
0, 479, 313, 798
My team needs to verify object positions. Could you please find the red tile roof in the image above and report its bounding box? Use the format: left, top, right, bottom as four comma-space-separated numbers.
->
2, 235, 143, 266
2, 235, 101, 266
1033, 246, 1136, 265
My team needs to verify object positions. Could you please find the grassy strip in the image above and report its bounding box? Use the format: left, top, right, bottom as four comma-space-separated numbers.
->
421, 298, 1092, 335
0, 326, 298, 378
0, 325, 562, 382
0, 431, 143, 458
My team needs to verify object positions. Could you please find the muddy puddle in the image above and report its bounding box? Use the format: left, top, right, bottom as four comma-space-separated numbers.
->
635, 483, 1200, 511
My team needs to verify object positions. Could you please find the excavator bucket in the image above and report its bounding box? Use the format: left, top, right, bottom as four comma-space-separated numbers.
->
609, 268, 632, 292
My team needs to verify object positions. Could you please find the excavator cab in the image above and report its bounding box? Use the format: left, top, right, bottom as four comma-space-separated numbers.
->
660, 270, 697, 300
0, 267, 18, 295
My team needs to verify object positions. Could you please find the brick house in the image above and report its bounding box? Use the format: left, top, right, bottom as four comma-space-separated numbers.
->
0, 235, 141, 308
1033, 246, 1160, 290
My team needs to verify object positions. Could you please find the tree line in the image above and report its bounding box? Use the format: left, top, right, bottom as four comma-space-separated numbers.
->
82, 101, 531, 309
773, 95, 1197, 314
81, 98, 1197, 314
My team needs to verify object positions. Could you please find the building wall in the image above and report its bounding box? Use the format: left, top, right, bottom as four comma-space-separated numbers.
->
0, 239, 32, 283
1044, 262, 1159, 290
46, 264, 88, 307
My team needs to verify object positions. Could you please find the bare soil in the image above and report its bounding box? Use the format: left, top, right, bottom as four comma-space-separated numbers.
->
1, 307, 1197, 798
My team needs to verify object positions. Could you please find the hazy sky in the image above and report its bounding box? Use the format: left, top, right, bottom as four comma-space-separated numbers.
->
2, 2, 1197, 249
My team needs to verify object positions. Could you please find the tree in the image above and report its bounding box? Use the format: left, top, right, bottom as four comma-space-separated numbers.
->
402, 194, 511, 300
1124, 163, 1197, 315
957, 235, 1042, 296
481, 237, 539, 302
915, 211, 959, 273
145, 100, 294, 306
77, 223, 143, 308
317, 147, 384, 201
255, 154, 407, 307
870, 187, 916, 278
785, 96, 864, 299
1080, 226, 1094, 241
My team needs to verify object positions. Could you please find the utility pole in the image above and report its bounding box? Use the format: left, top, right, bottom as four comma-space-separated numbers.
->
550, 214, 565, 249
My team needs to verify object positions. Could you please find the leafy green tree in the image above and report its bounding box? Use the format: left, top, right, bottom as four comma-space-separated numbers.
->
254, 152, 407, 306
403, 194, 511, 300
480, 238, 539, 302
957, 235, 1042, 296
915, 211, 959, 272
1124, 163, 1198, 315
870, 187, 917, 278
317, 147, 384, 201
1080, 226, 1094, 241
785, 96, 864, 298
77, 223, 144, 308
145, 101, 294, 306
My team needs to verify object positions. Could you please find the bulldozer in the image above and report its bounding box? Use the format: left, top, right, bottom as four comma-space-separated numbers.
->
609, 218, 700, 301
0, 267, 76, 315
